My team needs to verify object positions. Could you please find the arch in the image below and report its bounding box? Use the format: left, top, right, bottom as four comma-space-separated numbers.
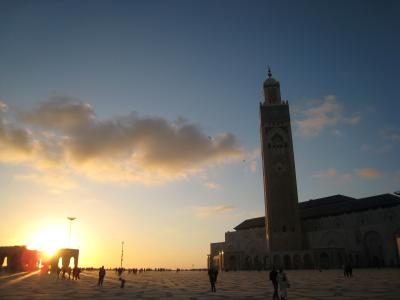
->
273, 255, 282, 268
364, 231, 384, 267
336, 252, 343, 268
263, 256, 269, 270
293, 254, 302, 269
303, 254, 313, 269
69, 257, 75, 268
283, 255, 291, 269
355, 254, 360, 267
320, 231, 345, 248
320, 252, 330, 269
228, 255, 237, 271
244, 256, 252, 270
253, 255, 261, 270
1, 256, 7, 268
396, 232, 400, 263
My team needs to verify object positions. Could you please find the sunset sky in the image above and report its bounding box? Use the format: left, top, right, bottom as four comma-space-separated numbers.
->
0, 0, 399, 268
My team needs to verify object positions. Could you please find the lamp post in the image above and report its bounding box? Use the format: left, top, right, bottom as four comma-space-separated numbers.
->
221, 250, 224, 272
120, 241, 124, 268
67, 217, 76, 248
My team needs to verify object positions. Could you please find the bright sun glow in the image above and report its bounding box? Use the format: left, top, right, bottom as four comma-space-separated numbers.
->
27, 227, 67, 257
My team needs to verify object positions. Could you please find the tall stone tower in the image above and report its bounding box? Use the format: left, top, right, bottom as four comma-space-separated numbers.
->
260, 68, 302, 252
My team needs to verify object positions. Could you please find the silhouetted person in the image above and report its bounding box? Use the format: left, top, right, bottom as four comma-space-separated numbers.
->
347, 262, 352, 277
119, 277, 126, 288
277, 268, 290, 300
208, 268, 218, 292
98, 266, 106, 286
343, 262, 352, 278
72, 266, 80, 280
68, 266, 72, 280
269, 266, 279, 299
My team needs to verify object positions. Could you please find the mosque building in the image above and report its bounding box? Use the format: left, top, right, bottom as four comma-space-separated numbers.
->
209, 70, 400, 270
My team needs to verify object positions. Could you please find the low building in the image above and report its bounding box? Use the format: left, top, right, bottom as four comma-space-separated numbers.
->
210, 193, 400, 270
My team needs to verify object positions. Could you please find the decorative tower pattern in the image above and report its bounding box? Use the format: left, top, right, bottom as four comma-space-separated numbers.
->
260, 68, 302, 251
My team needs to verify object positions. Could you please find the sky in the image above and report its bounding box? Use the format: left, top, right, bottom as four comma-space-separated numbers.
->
0, 0, 399, 268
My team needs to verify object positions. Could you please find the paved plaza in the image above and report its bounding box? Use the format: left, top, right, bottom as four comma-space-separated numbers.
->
0, 269, 400, 299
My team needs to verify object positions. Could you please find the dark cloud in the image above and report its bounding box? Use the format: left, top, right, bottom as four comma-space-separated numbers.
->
0, 117, 34, 161
19, 95, 95, 131
3, 97, 243, 184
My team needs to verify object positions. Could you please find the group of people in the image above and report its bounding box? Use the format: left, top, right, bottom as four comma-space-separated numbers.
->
269, 266, 290, 300
57, 266, 81, 280
344, 262, 353, 278
207, 265, 289, 299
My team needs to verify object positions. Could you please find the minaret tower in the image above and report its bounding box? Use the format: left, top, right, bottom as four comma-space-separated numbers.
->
260, 67, 302, 251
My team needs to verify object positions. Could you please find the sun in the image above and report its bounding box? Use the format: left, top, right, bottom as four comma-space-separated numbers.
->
27, 227, 66, 257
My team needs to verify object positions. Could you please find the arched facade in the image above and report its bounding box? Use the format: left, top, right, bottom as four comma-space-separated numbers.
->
364, 231, 384, 267
50, 248, 79, 273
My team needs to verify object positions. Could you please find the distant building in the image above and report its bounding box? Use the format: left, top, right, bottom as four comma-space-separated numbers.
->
209, 70, 400, 270
0, 246, 79, 272
0, 246, 40, 272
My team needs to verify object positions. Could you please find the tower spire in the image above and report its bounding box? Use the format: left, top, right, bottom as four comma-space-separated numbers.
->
267, 65, 272, 78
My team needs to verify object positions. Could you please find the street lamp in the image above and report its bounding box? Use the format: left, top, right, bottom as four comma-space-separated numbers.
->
67, 217, 76, 248
221, 250, 224, 272
120, 241, 124, 268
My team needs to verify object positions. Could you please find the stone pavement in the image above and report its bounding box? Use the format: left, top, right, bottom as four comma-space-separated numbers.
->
0, 269, 399, 299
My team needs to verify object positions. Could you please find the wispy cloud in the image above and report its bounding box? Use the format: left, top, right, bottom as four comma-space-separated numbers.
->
380, 128, 400, 143
204, 182, 221, 190
250, 160, 257, 173
312, 168, 352, 183
361, 143, 393, 154
0, 96, 244, 185
295, 95, 361, 138
0, 101, 7, 112
355, 168, 381, 180
194, 204, 234, 219
313, 167, 383, 182
14, 172, 77, 194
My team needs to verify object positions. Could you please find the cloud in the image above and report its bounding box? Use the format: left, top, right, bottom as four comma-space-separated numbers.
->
361, 143, 393, 154
0, 118, 35, 162
18, 95, 95, 131
380, 128, 400, 143
204, 182, 221, 190
1, 96, 244, 185
0, 101, 7, 112
331, 129, 343, 137
312, 168, 352, 184
250, 160, 257, 173
14, 172, 77, 193
314, 167, 383, 182
355, 168, 381, 180
194, 204, 234, 219
296, 95, 360, 138
312, 168, 337, 179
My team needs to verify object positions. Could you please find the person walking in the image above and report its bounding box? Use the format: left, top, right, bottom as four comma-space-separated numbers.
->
269, 266, 279, 300
208, 267, 218, 292
277, 268, 290, 300
98, 266, 106, 286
